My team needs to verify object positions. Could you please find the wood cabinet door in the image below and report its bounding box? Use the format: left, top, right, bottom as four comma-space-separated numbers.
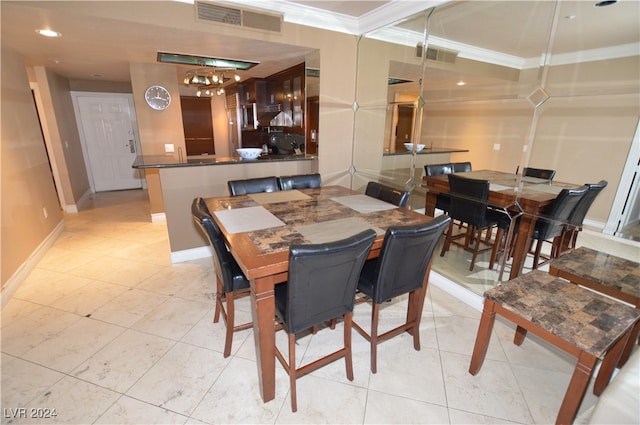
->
180, 96, 215, 155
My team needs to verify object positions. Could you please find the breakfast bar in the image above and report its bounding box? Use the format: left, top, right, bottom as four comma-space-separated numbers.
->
132, 154, 318, 261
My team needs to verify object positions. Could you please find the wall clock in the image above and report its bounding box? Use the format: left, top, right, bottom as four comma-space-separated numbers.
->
144, 85, 171, 110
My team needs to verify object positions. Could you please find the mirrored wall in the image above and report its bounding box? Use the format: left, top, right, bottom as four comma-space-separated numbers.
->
352, 0, 640, 295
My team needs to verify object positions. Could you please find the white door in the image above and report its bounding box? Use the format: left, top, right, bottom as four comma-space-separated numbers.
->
75, 94, 142, 191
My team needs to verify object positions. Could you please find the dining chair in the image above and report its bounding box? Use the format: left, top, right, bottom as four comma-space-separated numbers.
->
528, 185, 589, 269
274, 229, 376, 412
227, 176, 279, 196
523, 167, 556, 181
558, 180, 608, 250
352, 215, 450, 373
424, 163, 454, 214
191, 197, 252, 357
277, 173, 321, 190
440, 174, 508, 271
365, 181, 410, 207
452, 161, 472, 173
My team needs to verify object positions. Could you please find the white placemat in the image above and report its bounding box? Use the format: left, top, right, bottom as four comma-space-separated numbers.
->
522, 176, 549, 184
214, 206, 285, 234
331, 194, 398, 213
490, 183, 514, 192
526, 184, 565, 195
297, 217, 383, 244
248, 190, 311, 205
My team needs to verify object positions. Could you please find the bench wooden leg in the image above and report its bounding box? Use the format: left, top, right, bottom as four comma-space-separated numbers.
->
469, 299, 496, 375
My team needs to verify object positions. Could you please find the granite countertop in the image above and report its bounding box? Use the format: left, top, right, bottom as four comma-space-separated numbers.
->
383, 147, 469, 156
132, 153, 318, 169
485, 270, 640, 358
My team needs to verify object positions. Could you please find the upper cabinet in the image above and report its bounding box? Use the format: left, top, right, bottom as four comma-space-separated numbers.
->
265, 63, 305, 133
239, 78, 266, 107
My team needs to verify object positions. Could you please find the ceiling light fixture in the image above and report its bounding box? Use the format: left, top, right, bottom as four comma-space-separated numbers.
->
182, 66, 239, 97
35, 29, 62, 37
157, 51, 257, 97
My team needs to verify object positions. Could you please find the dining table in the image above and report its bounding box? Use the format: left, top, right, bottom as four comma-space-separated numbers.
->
422, 170, 582, 279
204, 185, 437, 403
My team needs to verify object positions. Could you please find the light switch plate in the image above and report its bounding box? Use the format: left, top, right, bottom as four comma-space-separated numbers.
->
164, 144, 175, 153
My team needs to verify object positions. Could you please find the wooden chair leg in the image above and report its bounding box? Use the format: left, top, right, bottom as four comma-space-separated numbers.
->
344, 313, 354, 381
440, 220, 454, 257
370, 303, 380, 374
470, 227, 482, 271
532, 239, 543, 270
288, 333, 297, 412
213, 276, 223, 323
223, 291, 235, 358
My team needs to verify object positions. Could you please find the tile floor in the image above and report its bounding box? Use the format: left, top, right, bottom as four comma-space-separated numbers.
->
1, 189, 635, 424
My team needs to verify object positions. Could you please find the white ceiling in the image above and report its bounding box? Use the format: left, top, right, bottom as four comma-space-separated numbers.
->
1, 1, 637, 86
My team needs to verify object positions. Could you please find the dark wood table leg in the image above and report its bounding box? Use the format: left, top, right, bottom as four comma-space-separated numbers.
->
469, 299, 497, 375
555, 350, 597, 425
513, 325, 528, 345
424, 191, 436, 217
251, 276, 277, 403
594, 331, 631, 396
509, 210, 538, 280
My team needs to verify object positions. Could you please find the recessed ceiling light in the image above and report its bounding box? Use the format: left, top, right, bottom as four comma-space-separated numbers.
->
457, 81, 466, 86
594, 0, 618, 7
35, 29, 62, 37
564, 14, 577, 20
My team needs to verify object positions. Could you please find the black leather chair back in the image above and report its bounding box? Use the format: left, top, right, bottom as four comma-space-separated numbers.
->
191, 198, 249, 293
534, 185, 589, 240
227, 176, 279, 196
277, 173, 321, 190
424, 163, 454, 176
276, 229, 376, 334
360, 215, 450, 304
452, 162, 472, 173
567, 180, 608, 227
523, 167, 556, 181
447, 174, 492, 227
365, 181, 410, 207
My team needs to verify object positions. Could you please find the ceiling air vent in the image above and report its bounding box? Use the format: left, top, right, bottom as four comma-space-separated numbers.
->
196, 1, 282, 33
416, 43, 458, 64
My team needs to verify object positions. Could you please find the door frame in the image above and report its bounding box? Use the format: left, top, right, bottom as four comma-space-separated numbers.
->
71, 91, 144, 192
604, 118, 640, 235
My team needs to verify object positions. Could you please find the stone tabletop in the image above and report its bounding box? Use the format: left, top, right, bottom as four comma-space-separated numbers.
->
484, 270, 640, 358
549, 247, 640, 301
205, 186, 427, 255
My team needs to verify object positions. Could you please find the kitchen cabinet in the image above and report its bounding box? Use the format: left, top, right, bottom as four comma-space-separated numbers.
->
180, 96, 215, 156
265, 63, 305, 134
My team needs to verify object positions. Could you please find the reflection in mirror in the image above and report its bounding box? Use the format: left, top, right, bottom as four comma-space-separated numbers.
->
354, 0, 640, 298
305, 50, 320, 155
385, 102, 416, 153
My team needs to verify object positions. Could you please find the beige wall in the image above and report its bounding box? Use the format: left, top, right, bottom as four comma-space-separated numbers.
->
34, 66, 92, 208
1, 47, 64, 290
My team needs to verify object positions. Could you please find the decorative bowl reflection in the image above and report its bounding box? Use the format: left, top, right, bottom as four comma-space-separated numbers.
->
404, 143, 425, 152
236, 148, 263, 160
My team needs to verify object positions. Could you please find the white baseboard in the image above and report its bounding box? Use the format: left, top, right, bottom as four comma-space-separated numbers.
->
430, 271, 483, 311
170, 246, 212, 263
1, 220, 65, 308
151, 212, 166, 223
64, 188, 93, 213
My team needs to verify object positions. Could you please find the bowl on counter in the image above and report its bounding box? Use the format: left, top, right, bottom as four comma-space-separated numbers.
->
236, 148, 263, 160
404, 143, 425, 152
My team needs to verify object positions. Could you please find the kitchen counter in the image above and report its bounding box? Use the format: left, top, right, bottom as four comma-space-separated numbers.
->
132, 153, 317, 169
383, 148, 469, 156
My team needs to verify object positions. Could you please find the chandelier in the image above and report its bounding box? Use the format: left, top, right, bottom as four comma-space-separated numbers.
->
183, 67, 241, 97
